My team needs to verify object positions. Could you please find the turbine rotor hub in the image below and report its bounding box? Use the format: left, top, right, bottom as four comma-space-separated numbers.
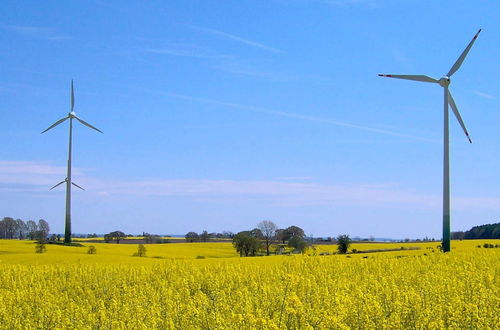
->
439, 76, 451, 87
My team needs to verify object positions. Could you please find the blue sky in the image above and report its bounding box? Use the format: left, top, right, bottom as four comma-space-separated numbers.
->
1, 0, 499, 238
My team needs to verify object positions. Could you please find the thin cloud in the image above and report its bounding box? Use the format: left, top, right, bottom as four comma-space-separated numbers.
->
164, 92, 437, 143
4, 25, 71, 41
2, 160, 498, 211
143, 44, 232, 60
473, 90, 497, 100
191, 26, 282, 53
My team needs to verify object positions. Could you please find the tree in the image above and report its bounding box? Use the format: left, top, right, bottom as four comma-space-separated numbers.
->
200, 230, 210, 242
105, 231, 126, 244
1, 217, 17, 239
232, 231, 262, 257
258, 220, 277, 256
15, 219, 27, 239
37, 219, 50, 241
250, 228, 263, 239
275, 229, 286, 244
185, 232, 199, 242
26, 220, 38, 240
134, 244, 147, 257
337, 234, 351, 254
143, 233, 160, 244
284, 226, 305, 241
288, 236, 307, 254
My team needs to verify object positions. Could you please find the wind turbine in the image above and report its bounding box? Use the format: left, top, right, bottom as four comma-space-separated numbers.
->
378, 29, 481, 252
42, 80, 103, 244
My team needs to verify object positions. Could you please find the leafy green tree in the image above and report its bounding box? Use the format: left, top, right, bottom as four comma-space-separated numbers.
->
200, 230, 210, 242
185, 232, 199, 242
105, 231, 126, 244
337, 234, 351, 254
284, 225, 305, 241
134, 244, 147, 257
232, 231, 262, 257
288, 236, 307, 254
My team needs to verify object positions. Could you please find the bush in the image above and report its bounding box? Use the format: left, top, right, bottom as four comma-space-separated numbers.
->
35, 242, 46, 254
133, 244, 147, 257
288, 236, 307, 254
87, 245, 97, 254
337, 235, 351, 254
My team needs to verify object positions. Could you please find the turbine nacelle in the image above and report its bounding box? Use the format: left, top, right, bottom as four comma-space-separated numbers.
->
69, 111, 77, 118
438, 76, 451, 88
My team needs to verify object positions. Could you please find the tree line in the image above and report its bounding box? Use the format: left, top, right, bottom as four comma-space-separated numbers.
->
185, 230, 235, 242
0, 217, 50, 241
451, 222, 500, 240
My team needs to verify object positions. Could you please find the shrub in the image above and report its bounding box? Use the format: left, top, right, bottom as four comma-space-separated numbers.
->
133, 244, 147, 257
337, 235, 351, 254
288, 236, 307, 254
87, 245, 97, 254
35, 242, 46, 254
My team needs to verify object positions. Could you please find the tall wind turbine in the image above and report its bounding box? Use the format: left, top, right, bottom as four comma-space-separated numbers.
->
379, 29, 481, 252
42, 80, 103, 244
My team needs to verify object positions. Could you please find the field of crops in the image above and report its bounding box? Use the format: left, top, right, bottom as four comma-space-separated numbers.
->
0, 240, 499, 328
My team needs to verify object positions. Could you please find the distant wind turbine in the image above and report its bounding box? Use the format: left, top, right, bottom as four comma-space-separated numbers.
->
42, 80, 103, 244
379, 29, 481, 252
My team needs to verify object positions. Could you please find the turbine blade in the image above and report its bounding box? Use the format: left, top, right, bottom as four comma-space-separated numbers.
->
75, 116, 103, 133
50, 180, 66, 190
71, 80, 75, 111
71, 182, 85, 191
378, 74, 438, 83
41, 116, 69, 133
447, 29, 482, 77
448, 90, 472, 143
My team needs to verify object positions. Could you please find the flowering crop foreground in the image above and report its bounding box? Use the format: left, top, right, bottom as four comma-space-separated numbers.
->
0, 243, 499, 329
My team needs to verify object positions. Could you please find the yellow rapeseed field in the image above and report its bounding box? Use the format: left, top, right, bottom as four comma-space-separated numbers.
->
0, 240, 498, 329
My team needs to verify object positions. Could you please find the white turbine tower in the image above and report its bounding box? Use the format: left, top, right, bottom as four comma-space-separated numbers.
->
42, 80, 103, 244
379, 29, 481, 252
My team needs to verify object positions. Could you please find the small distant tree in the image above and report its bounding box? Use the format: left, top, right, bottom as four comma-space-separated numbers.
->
2, 217, 17, 239
200, 230, 210, 242
15, 219, 27, 239
26, 220, 38, 240
337, 235, 351, 254
134, 244, 147, 257
144, 233, 160, 244
275, 229, 286, 244
105, 231, 126, 243
232, 231, 262, 257
258, 220, 277, 256
87, 245, 97, 254
284, 226, 305, 241
288, 236, 307, 254
185, 232, 199, 242
35, 219, 50, 241
35, 241, 46, 254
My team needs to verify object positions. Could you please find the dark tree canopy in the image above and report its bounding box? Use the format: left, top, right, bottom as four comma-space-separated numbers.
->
232, 231, 262, 257
337, 234, 352, 254
284, 226, 305, 241
185, 232, 199, 242
461, 223, 500, 239
288, 236, 307, 254
104, 231, 126, 244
